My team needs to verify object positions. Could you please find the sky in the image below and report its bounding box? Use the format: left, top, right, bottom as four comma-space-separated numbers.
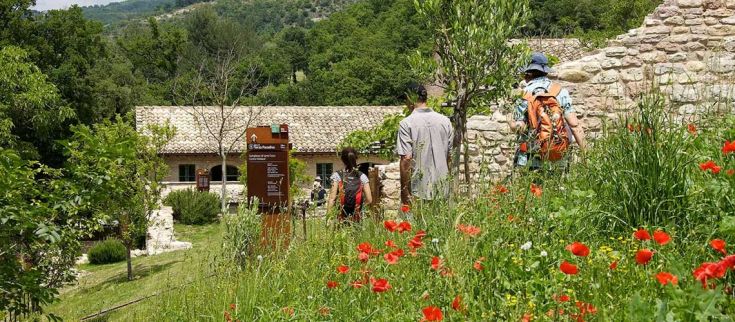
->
33, 0, 124, 11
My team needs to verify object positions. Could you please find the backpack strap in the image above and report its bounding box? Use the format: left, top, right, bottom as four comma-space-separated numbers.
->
547, 82, 562, 97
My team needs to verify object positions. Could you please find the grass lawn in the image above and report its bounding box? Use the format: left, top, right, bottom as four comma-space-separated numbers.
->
46, 223, 221, 321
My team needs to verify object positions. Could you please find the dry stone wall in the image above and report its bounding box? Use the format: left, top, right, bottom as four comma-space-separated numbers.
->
380, 0, 735, 213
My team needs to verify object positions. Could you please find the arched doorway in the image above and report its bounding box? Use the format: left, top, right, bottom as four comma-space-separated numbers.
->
211, 165, 240, 182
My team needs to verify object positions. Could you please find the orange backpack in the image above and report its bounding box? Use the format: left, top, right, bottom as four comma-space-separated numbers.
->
522, 83, 570, 161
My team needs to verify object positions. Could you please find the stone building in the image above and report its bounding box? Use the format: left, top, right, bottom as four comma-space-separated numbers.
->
136, 105, 403, 201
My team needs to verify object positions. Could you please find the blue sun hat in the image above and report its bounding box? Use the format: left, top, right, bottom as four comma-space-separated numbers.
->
523, 52, 552, 74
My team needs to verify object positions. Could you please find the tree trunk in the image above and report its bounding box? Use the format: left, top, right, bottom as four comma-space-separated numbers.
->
221, 151, 228, 214
126, 246, 133, 281
450, 96, 469, 187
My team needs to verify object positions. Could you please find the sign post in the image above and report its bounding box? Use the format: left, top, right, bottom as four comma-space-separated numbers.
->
246, 124, 291, 249
195, 169, 210, 192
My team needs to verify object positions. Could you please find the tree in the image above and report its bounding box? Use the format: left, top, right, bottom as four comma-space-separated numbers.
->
173, 9, 263, 213
65, 118, 174, 281
411, 0, 529, 183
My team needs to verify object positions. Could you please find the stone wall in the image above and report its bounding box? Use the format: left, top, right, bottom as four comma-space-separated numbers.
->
379, 0, 735, 213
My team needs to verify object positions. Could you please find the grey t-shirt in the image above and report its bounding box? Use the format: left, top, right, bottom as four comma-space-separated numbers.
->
396, 108, 454, 200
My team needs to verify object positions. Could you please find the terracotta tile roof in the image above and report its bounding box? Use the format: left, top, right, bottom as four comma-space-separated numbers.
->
135, 106, 404, 154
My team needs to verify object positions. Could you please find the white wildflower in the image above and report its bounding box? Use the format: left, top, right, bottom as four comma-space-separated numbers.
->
431, 238, 439, 244
540, 250, 548, 257
257, 255, 264, 262
520, 241, 533, 251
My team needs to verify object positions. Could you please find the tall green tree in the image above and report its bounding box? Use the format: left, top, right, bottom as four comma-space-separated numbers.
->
412, 0, 529, 183
65, 119, 174, 281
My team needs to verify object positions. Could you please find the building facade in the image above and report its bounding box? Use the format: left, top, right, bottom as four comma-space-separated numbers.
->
136, 105, 403, 202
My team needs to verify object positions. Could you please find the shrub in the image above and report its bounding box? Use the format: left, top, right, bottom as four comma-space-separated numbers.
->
222, 204, 262, 266
164, 189, 221, 225
88, 239, 127, 265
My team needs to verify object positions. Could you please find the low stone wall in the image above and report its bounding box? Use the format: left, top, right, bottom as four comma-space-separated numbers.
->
146, 206, 192, 255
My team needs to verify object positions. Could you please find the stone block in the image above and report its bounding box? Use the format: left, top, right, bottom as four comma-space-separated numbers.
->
645, 18, 663, 26
685, 41, 707, 51
686, 60, 708, 71
673, 26, 691, 34
679, 0, 703, 7
622, 56, 643, 67
600, 57, 623, 69
654, 63, 686, 75
703, 8, 734, 17
667, 34, 694, 43
658, 6, 683, 18
604, 46, 628, 57
670, 52, 689, 62
705, 0, 725, 9
677, 73, 700, 84
621, 69, 646, 82
728, 0, 735, 8
685, 18, 705, 25
643, 25, 673, 34
721, 16, 735, 24
665, 16, 686, 26
708, 54, 735, 72
558, 69, 592, 82
671, 84, 701, 102
592, 70, 620, 84
708, 24, 735, 35
640, 51, 668, 63
691, 25, 708, 34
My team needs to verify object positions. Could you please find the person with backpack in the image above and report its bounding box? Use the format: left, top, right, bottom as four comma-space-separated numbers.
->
509, 52, 587, 173
326, 147, 373, 223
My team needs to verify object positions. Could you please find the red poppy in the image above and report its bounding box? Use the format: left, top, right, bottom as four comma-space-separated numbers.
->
337, 264, 350, 274
415, 230, 427, 239
384, 220, 398, 232
401, 204, 411, 213
229, 303, 236, 311
609, 261, 618, 270
451, 295, 462, 311
693, 262, 727, 287
397, 221, 412, 233
727, 169, 735, 176
723, 140, 735, 154
358, 252, 369, 262
326, 280, 338, 289
635, 249, 654, 265
566, 242, 590, 257
494, 184, 509, 194
319, 306, 330, 316
473, 258, 484, 271
530, 184, 542, 197
457, 224, 481, 237
507, 215, 515, 222
431, 256, 442, 270
655, 272, 678, 286
384, 252, 399, 265
357, 242, 380, 255
224, 311, 232, 322
421, 306, 443, 321
281, 307, 295, 317
385, 240, 397, 248
408, 237, 424, 250
560, 260, 578, 275
627, 123, 635, 132
687, 123, 697, 135
521, 313, 533, 322
554, 294, 570, 302
653, 230, 671, 246
633, 228, 651, 241
575, 301, 597, 315
722, 255, 735, 270
350, 280, 364, 288
710, 239, 727, 255
699, 160, 722, 174
370, 278, 391, 293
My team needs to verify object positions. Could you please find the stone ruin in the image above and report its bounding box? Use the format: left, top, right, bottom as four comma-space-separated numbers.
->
380, 0, 735, 211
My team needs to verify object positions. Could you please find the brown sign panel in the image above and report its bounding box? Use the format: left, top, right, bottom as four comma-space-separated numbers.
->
196, 169, 210, 192
246, 151, 289, 204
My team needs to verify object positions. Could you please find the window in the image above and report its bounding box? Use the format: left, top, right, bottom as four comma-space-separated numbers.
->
316, 163, 333, 188
179, 164, 196, 182
211, 165, 240, 182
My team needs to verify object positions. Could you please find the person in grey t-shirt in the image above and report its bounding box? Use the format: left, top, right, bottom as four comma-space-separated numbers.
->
396, 84, 454, 205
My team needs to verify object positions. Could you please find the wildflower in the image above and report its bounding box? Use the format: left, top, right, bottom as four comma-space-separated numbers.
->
473, 257, 485, 271
350, 280, 364, 288
358, 252, 369, 262
693, 262, 727, 287
397, 221, 412, 233
727, 169, 735, 176
431, 256, 442, 270
560, 260, 578, 275
257, 255, 264, 262
357, 242, 380, 255
326, 280, 338, 289
384, 220, 398, 232
421, 306, 443, 321
574, 301, 597, 317
337, 265, 349, 274
520, 241, 533, 251
457, 224, 481, 237
554, 294, 570, 302
224, 311, 232, 322
370, 278, 391, 293
723, 140, 735, 154
540, 250, 548, 257
494, 184, 509, 194
319, 306, 330, 316
229, 303, 236, 310
722, 255, 735, 270
507, 214, 515, 222
699, 160, 722, 174
408, 237, 424, 250
687, 123, 697, 135
385, 240, 397, 248
655, 272, 678, 286
431, 238, 439, 245
566, 242, 590, 257
609, 261, 618, 270
530, 184, 542, 197
415, 230, 427, 239
633, 228, 651, 241
653, 230, 671, 246
710, 239, 727, 255
384, 252, 399, 265
627, 123, 635, 132
451, 295, 462, 311
401, 204, 411, 213
635, 249, 654, 265
521, 313, 533, 322
281, 307, 295, 317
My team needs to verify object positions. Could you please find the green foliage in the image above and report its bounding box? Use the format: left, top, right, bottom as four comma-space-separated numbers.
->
88, 239, 127, 265
340, 111, 407, 161
83, 0, 212, 26
289, 154, 312, 200
222, 204, 262, 266
164, 189, 222, 225
65, 118, 174, 280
